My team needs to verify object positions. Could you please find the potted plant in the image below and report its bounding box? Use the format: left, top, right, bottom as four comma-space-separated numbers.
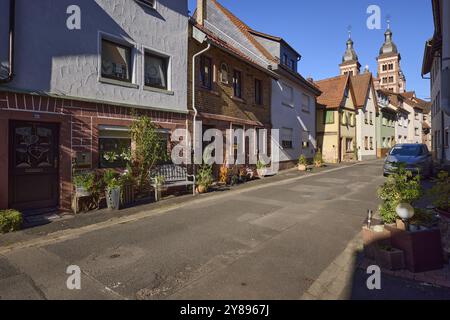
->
196, 164, 213, 194
297, 155, 308, 171
374, 244, 405, 271
153, 175, 166, 201
73, 171, 95, 197
314, 150, 324, 168
103, 169, 121, 210
428, 171, 450, 218
218, 164, 229, 185
377, 164, 422, 225
256, 160, 268, 177
120, 165, 136, 207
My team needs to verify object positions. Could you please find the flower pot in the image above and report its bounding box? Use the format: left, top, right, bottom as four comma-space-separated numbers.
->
362, 225, 392, 260
197, 185, 207, 194
314, 161, 323, 168
75, 186, 91, 197
298, 164, 307, 171
257, 168, 267, 177
375, 246, 405, 270
106, 187, 121, 210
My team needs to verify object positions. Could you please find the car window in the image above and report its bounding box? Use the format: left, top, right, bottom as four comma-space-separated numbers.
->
390, 145, 421, 156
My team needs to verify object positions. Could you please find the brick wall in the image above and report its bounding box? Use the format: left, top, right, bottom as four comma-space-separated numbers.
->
188, 33, 272, 127
0, 90, 187, 211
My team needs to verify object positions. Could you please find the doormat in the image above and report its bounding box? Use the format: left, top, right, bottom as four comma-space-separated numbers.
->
22, 213, 61, 228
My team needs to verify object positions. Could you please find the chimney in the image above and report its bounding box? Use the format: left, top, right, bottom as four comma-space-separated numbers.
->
196, 0, 207, 26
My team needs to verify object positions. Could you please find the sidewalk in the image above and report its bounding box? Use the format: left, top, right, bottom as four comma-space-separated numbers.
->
0, 161, 364, 251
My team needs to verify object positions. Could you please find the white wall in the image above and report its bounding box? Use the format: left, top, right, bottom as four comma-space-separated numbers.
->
272, 78, 316, 162
356, 87, 377, 160
395, 112, 409, 143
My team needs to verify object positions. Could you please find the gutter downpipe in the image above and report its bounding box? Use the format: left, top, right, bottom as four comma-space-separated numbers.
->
442, 0, 450, 117
191, 41, 211, 175
0, 0, 16, 84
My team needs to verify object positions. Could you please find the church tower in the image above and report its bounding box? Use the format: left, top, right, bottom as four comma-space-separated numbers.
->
339, 32, 360, 76
374, 23, 406, 93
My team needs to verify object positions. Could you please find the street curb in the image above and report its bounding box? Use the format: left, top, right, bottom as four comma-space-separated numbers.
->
0, 160, 379, 255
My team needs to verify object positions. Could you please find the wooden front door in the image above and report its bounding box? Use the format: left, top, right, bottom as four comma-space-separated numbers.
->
9, 121, 59, 212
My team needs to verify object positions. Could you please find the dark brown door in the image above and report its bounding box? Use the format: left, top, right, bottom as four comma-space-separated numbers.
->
9, 121, 59, 212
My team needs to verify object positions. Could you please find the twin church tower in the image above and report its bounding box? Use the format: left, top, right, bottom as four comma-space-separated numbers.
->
338, 24, 407, 94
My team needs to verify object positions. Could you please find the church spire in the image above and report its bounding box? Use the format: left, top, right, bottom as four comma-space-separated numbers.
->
339, 28, 361, 75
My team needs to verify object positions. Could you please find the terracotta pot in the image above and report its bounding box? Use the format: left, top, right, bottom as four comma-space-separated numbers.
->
257, 168, 267, 177
197, 185, 207, 194
298, 164, 307, 171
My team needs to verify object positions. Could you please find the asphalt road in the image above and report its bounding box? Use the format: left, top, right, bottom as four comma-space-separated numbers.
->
1, 160, 449, 300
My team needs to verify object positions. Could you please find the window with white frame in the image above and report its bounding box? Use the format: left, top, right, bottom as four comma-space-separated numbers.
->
282, 83, 294, 107
302, 94, 310, 112
281, 128, 293, 149
101, 38, 133, 82
99, 126, 132, 168
144, 51, 169, 90
220, 63, 229, 84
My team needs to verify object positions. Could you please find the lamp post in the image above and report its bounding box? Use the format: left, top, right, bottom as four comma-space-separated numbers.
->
396, 203, 415, 231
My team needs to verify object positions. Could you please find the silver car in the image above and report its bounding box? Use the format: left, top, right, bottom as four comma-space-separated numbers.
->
383, 144, 433, 177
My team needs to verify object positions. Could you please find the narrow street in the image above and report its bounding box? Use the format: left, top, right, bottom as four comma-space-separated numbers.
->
1, 160, 449, 300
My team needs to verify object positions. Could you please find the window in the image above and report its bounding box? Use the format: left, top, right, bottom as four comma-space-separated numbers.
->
382, 116, 387, 126
341, 112, 348, 125
281, 128, 293, 149
382, 77, 387, 84
200, 56, 212, 89
255, 79, 263, 105
136, 0, 155, 8
346, 138, 353, 152
233, 70, 242, 98
445, 129, 449, 148
382, 65, 387, 71
144, 51, 168, 90
388, 63, 394, 70
365, 112, 369, 124
99, 126, 132, 168
282, 83, 294, 106
382, 137, 386, 148
101, 39, 132, 82
369, 112, 373, 125
415, 127, 419, 136
370, 137, 373, 150
302, 131, 310, 148
324, 111, 334, 124
398, 135, 402, 143
290, 59, 296, 71
220, 63, 229, 84
350, 113, 356, 126
389, 76, 394, 83
364, 137, 369, 150
415, 112, 419, 120
302, 94, 310, 112
283, 54, 288, 65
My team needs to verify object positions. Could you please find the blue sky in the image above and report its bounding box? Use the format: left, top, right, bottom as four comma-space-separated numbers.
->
188, 0, 434, 100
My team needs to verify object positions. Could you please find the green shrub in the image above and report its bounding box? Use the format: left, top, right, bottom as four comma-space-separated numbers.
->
314, 150, 324, 166
196, 164, 214, 189
0, 210, 23, 233
298, 155, 308, 166
377, 164, 422, 224
427, 171, 450, 211
103, 169, 120, 190
73, 171, 95, 190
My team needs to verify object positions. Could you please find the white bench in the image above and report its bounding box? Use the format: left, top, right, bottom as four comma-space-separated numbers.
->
150, 164, 196, 200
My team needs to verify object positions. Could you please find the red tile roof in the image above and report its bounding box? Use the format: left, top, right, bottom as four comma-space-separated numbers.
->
315, 74, 350, 109
350, 73, 372, 108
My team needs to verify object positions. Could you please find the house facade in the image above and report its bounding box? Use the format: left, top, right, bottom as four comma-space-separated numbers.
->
351, 73, 378, 161
193, 0, 320, 170
376, 90, 396, 157
315, 75, 357, 163
0, 0, 189, 212
188, 20, 274, 171
422, 0, 450, 165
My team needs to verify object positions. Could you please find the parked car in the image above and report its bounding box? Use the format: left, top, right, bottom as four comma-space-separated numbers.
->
383, 144, 433, 177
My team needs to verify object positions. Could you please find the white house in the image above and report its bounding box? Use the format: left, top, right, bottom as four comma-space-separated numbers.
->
351, 73, 378, 160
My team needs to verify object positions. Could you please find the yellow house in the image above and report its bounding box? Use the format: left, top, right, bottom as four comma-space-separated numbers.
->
315, 74, 358, 163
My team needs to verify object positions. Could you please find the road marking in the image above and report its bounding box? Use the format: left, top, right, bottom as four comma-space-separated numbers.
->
0, 161, 377, 255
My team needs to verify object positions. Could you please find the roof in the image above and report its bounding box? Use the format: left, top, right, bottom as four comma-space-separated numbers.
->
350, 73, 372, 108
399, 93, 430, 112
209, 0, 276, 63
191, 21, 278, 79
314, 74, 350, 109
248, 29, 302, 59
378, 90, 410, 114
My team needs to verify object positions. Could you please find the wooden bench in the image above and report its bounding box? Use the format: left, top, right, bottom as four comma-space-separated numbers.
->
150, 164, 196, 201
